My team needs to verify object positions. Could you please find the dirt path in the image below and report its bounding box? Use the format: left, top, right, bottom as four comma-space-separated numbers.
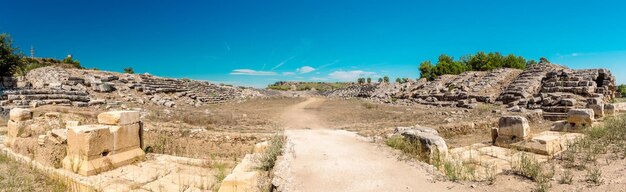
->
276, 97, 457, 192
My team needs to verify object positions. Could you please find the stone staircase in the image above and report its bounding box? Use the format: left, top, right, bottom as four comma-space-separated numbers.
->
0, 89, 90, 107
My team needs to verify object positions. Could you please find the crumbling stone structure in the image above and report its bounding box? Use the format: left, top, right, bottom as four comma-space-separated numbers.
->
4, 108, 34, 147
0, 66, 263, 109
62, 110, 145, 176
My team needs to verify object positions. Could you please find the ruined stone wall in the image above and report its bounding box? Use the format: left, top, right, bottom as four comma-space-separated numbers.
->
0, 67, 264, 108
498, 63, 566, 105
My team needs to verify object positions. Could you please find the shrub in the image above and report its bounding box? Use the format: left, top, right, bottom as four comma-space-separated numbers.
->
0, 33, 24, 76
257, 133, 286, 171
123, 67, 135, 74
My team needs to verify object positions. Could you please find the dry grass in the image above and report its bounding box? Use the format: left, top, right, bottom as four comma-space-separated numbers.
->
0, 152, 67, 192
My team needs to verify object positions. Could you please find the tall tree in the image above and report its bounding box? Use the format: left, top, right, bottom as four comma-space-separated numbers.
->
0, 33, 23, 76
419, 61, 434, 80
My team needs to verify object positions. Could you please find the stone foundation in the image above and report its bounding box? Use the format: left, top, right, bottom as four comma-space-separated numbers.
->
62, 111, 144, 176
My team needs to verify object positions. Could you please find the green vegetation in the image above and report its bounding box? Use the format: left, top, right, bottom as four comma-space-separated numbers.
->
419, 52, 537, 80
62, 56, 82, 69
124, 67, 135, 74
267, 81, 352, 91
257, 133, 286, 171
357, 77, 366, 84
0, 33, 23, 76
1, 33, 84, 77
618, 84, 626, 97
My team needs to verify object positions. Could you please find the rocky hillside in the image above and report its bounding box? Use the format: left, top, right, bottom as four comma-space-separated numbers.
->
323, 63, 617, 119
0, 67, 265, 110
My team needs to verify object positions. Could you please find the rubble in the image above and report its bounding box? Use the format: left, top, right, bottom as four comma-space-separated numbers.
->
0, 66, 265, 109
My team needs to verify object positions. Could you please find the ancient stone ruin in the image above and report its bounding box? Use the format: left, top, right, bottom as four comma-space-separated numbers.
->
0, 66, 264, 109
62, 111, 145, 176
325, 63, 617, 122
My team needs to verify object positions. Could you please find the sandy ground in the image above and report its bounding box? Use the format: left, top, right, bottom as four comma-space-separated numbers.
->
277, 97, 459, 192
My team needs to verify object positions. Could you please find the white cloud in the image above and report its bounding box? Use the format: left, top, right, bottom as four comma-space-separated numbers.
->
282, 72, 296, 76
272, 56, 295, 70
229, 69, 277, 76
297, 66, 316, 74
318, 60, 339, 69
328, 70, 377, 81
311, 77, 328, 81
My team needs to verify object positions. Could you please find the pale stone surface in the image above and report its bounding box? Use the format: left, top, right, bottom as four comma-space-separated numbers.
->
67, 124, 116, 159
49, 129, 68, 144
588, 104, 604, 118
98, 111, 140, 125
64, 116, 145, 176
65, 120, 80, 128
7, 119, 32, 138
497, 116, 530, 140
218, 171, 260, 192
9, 108, 32, 121
567, 109, 594, 127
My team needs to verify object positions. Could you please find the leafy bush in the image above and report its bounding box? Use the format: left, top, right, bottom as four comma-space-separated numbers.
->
419, 52, 537, 80
257, 134, 286, 171
123, 67, 135, 74
0, 33, 23, 76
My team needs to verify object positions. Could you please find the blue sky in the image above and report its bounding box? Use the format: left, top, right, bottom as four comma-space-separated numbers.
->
2, 0, 626, 88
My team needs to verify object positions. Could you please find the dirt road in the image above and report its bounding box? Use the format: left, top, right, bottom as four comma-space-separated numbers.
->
275, 97, 456, 192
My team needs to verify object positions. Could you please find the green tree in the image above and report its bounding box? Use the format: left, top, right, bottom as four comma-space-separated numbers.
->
123, 67, 135, 74
395, 78, 401, 83
619, 84, 626, 97
0, 33, 23, 76
419, 61, 434, 80
62, 56, 82, 69
383, 76, 390, 83
357, 77, 365, 84
539, 57, 550, 64
378, 78, 383, 83
366, 77, 372, 84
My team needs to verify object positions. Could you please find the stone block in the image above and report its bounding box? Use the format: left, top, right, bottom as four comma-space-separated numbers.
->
65, 120, 80, 128
49, 128, 68, 144
7, 119, 32, 138
567, 109, 594, 127
497, 116, 530, 141
67, 125, 116, 159
588, 104, 604, 118
111, 123, 141, 152
9, 108, 32, 121
604, 103, 616, 116
98, 111, 140, 125
218, 171, 260, 192
62, 148, 145, 176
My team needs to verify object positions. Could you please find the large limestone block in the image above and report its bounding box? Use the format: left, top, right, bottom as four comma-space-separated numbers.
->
111, 123, 141, 152
604, 103, 616, 116
588, 104, 604, 118
62, 148, 145, 176
401, 131, 448, 156
218, 171, 260, 192
7, 119, 33, 138
67, 124, 115, 159
567, 109, 594, 127
498, 116, 530, 140
9, 108, 32, 121
98, 111, 140, 125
